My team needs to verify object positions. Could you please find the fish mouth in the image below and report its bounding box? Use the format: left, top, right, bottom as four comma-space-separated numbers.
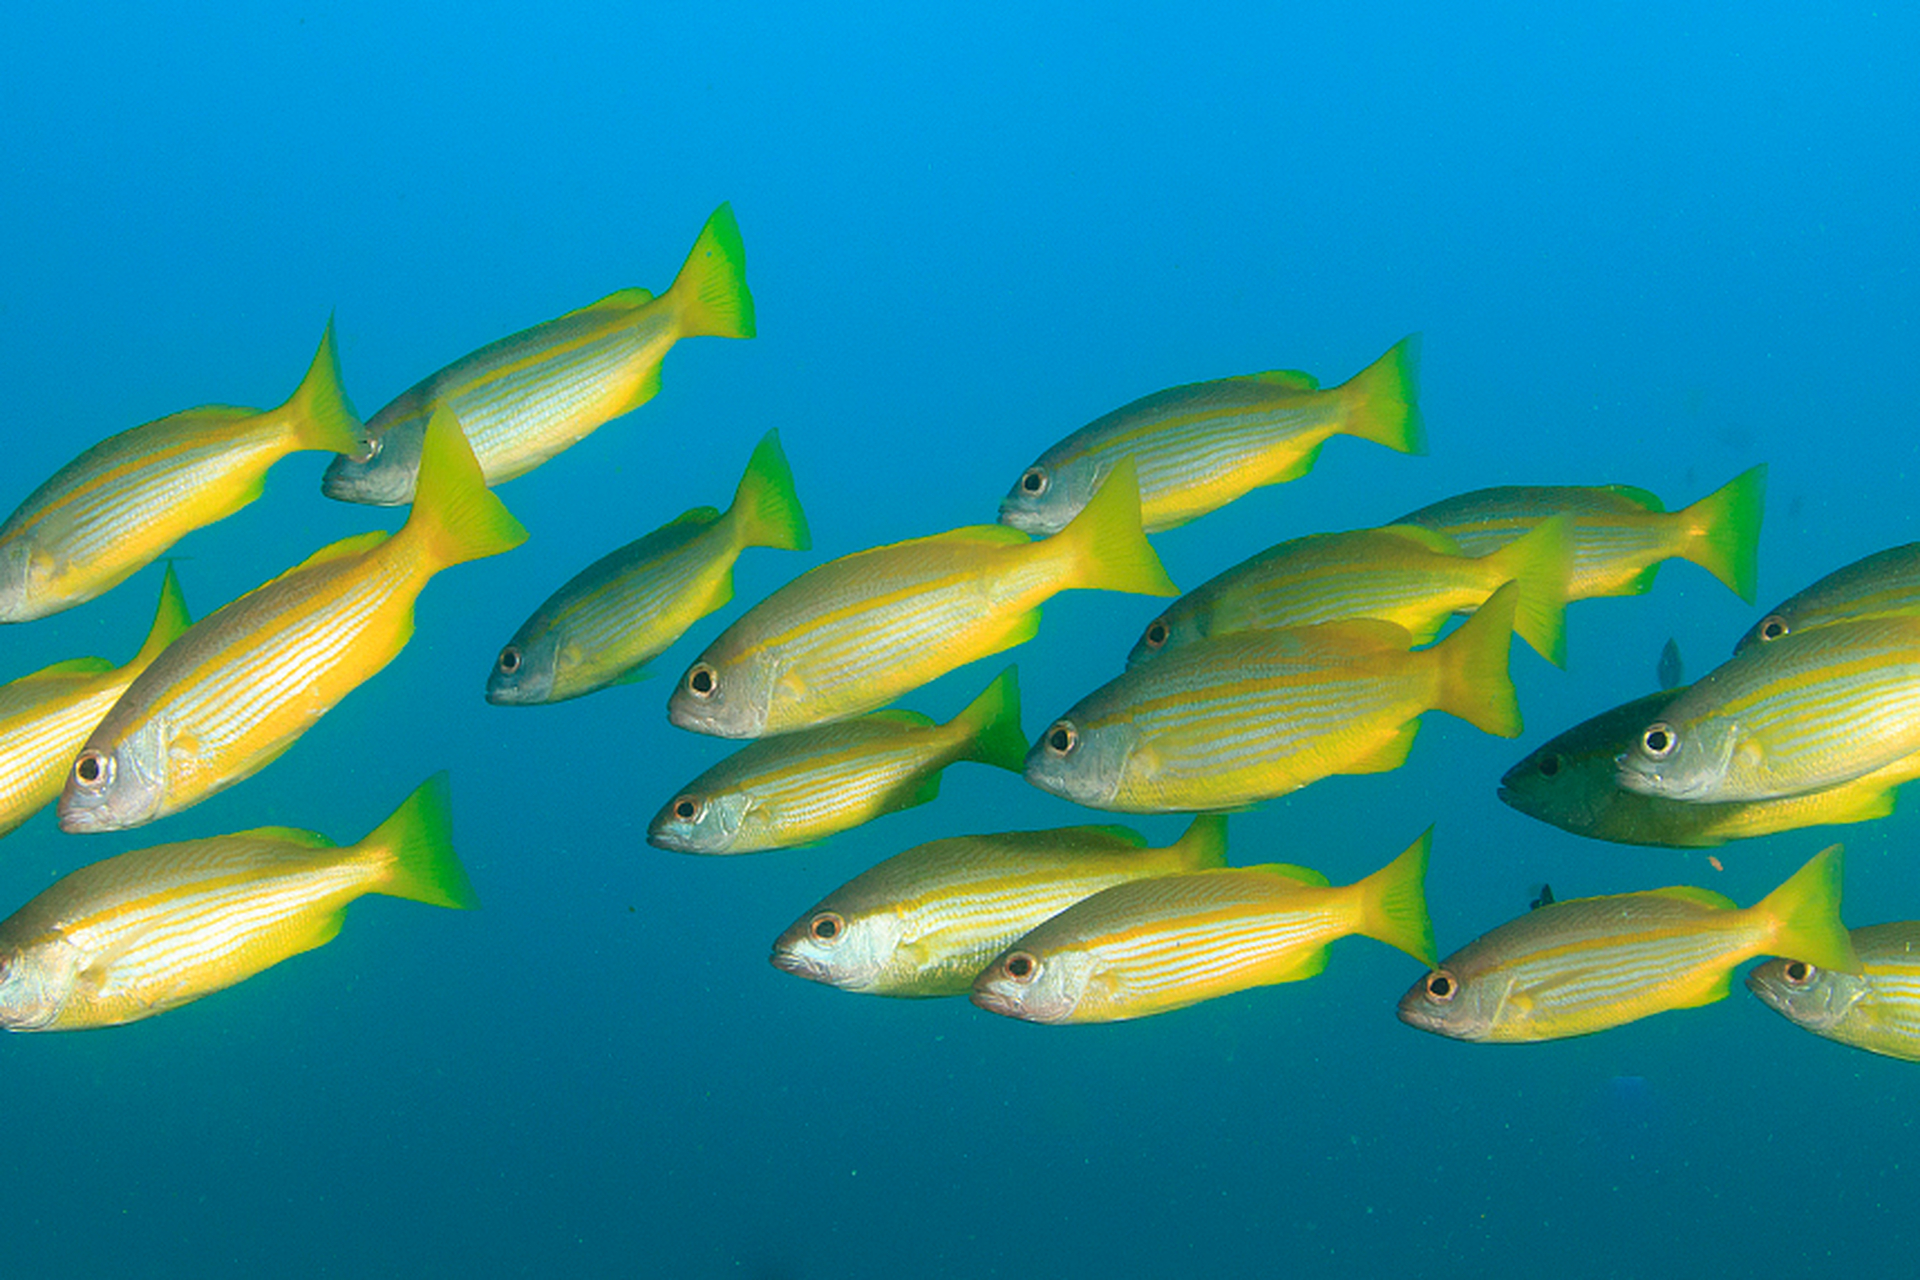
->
969, 983, 1024, 1019
769, 948, 828, 982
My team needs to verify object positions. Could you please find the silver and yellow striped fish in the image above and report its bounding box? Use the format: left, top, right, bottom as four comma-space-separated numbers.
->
322, 203, 754, 505
0, 566, 190, 839
971, 828, 1435, 1024
59, 408, 526, 832
487, 428, 809, 705
771, 814, 1229, 997
0, 320, 361, 622
1615, 613, 1920, 804
998, 335, 1423, 535
1397, 845, 1858, 1043
649, 667, 1025, 854
1737, 542, 1920, 654
0, 772, 476, 1031
1748, 921, 1920, 1062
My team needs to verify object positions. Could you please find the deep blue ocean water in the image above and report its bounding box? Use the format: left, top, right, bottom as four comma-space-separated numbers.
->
2, 7, 1916, 1276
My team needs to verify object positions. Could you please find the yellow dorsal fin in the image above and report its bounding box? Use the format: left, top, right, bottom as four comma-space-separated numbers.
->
12, 656, 115, 683
283, 530, 391, 576
1246, 862, 1333, 888
231, 826, 339, 849
1242, 369, 1320, 391
570, 286, 655, 316
1645, 884, 1737, 910
1374, 523, 1463, 555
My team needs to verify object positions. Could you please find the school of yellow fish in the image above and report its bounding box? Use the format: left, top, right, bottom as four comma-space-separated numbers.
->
2, 203, 1917, 1062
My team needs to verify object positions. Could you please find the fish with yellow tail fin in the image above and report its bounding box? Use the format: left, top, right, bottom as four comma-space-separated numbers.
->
669, 457, 1176, 739
999, 334, 1423, 535
772, 814, 1231, 998
650, 666, 1024, 854
488, 428, 809, 705
0, 773, 475, 1031
972, 828, 1436, 1024
1393, 464, 1767, 604
0, 320, 361, 622
59, 408, 527, 832
1748, 921, 1920, 1062
1397, 845, 1858, 1043
0, 566, 191, 839
323, 203, 755, 505
1028, 581, 1522, 813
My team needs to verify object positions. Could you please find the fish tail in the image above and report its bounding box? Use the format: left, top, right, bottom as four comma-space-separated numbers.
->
1755, 843, 1859, 974
1678, 463, 1767, 603
950, 665, 1027, 771
1335, 333, 1426, 456
125, 563, 193, 670
1480, 513, 1573, 667
361, 772, 480, 910
1168, 813, 1230, 869
728, 429, 811, 552
279, 315, 367, 456
1352, 827, 1437, 966
1056, 457, 1180, 597
1431, 579, 1522, 737
669, 202, 756, 340
405, 407, 530, 570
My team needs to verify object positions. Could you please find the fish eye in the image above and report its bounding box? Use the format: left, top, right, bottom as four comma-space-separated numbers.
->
809, 912, 846, 945
1639, 722, 1678, 759
73, 750, 113, 790
1782, 960, 1817, 986
1044, 721, 1078, 755
1758, 615, 1790, 642
1003, 951, 1040, 983
671, 795, 704, 823
1423, 970, 1457, 1003
684, 664, 719, 698
1143, 618, 1171, 649
1536, 752, 1562, 778
1019, 467, 1049, 496
496, 646, 522, 675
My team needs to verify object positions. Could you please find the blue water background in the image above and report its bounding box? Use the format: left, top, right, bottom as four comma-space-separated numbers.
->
2, 6, 1916, 1276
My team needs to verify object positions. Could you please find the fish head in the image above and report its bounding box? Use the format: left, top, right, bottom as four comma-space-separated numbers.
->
1124, 606, 1205, 668
320, 417, 424, 507
485, 631, 560, 705
1498, 742, 1614, 834
0, 938, 81, 1031
1396, 963, 1505, 1041
646, 788, 752, 854
997, 454, 1106, 537
667, 653, 772, 739
0, 539, 38, 622
971, 944, 1096, 1023
56, 721, 170, 833
770, 905, 906, 991
1745, 956, 1867, 1033
1024, 715, 1129, 809
1613, 712, 1738, 801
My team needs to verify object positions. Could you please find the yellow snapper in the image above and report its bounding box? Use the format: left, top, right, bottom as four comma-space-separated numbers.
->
1748, 921, 1920, 1062
669, 457, 1177, 739
1128, 515, 1571, 669
971, 828, 1436, 1024
1392, 464, 1767, 603
58, 408, 527, 832
0, 772, 475, 1031
649, 667, 1024, 854
1502, 688, 1920, 847
1397, 845, 1858, 1043
771, 814, 1230, 998
487, 428, 809, 705
998, 335, 1423, 535
1615, 613, 1920, 804
322, 203, 754, 506
1026, 581, 1521, 813
0, 320, 361, 622
1737, 542, 1920, 654
0, 566, 190, 840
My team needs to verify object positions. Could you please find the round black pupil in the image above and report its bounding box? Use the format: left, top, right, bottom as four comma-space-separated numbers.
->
1147, 622, 1167, 645
690, 669, 714, 694
1022, 471, 1043, 493
77, 756, 100, 783
1008, 955, 1032, 978
499, 649, 519, 672
674, 800, 696, 819
1538, 754, 1561, 777
814, 917, 838, 940
1048, 727, 1072, 751
1764, 619, 1787, 640
1645, 729, 1670, 753
1786, 961, 1810, 982
1429, 975, 1452, 997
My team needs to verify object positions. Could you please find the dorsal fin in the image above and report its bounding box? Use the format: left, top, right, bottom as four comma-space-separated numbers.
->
1241, 369, 1320, 391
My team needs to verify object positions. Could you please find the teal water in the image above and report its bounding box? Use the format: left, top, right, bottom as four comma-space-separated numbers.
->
2, 6, 1916, 1276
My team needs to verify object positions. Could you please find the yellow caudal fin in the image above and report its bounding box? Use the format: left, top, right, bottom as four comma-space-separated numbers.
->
1678, 463, 1767, 603
948, 665, 1027, 772
1335, 333, 1426, 456
279, 316, 367, 456
1055, 457, 1180, 597
124, 563, 192, 671
728, 429, 811, 552
405, 407, 530, 570
1430, 580, 1522, 737
1754, 843, 1858, 974
1167, 813, 1231, 870
1479, 514, 1573, 667
669, 203, 756, 340
1350, 827, 1437, 966
360, 772, 480, 910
